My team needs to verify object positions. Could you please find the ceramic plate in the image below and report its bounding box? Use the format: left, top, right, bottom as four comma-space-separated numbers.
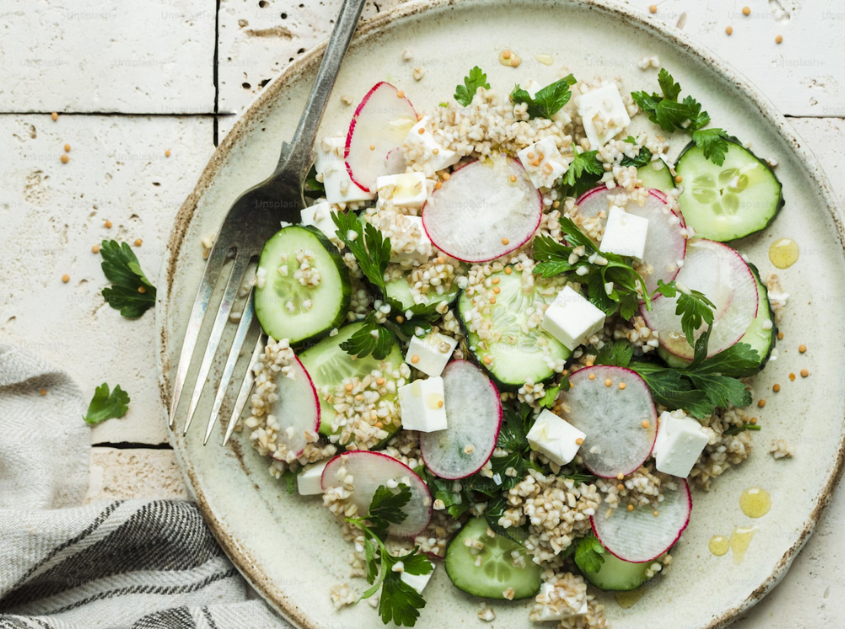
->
157, 1, 845, 627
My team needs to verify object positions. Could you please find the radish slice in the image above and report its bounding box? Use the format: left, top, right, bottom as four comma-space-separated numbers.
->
575, 186, 687, 295
385, 148, 407, 176
345, 82, 417, 192
420, 360, 503, 479
564, 366, 657, 478
268, 355, 321, 458
422, 157, 542, 263
640, 239, 759, 360
321, 451, 432, 538
592, 479, 692, 563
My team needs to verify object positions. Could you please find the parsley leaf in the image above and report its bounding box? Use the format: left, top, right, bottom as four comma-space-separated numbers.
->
595, 341, 633, 368
378, 565, 427, 626
99, 240, 156, 318
332, 211, 391, 294
656, 280, 716, 348
631, 68, 730, 165
630, 362, 714, 418
304, 164, 325, 198
692, 128, 730, 165
282, 470, 297, 495
538, 385, 561, 409
511, 75, 577, 119
368, 483, 411, 530
485, 494, 529, 543
83, 383, 130, 424
454, 66, 490, 106
620, 145, 653, 169
559, 147, 604, 197
340, 312, 398, 360
562, 469, 598, 486
574, 533, 606, 574
724, 423, 762, 436
420, 469, 471, 519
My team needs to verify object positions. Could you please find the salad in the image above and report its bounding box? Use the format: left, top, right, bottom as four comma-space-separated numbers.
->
242, 63, 786, 627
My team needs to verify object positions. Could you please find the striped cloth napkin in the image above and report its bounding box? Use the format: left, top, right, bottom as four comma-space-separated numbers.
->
0, 344, 292, 629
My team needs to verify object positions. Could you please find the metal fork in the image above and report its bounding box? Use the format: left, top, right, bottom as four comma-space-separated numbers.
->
168, 0, 368, 445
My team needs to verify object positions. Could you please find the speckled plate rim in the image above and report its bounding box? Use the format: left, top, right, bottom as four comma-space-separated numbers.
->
156, 1, 845, 628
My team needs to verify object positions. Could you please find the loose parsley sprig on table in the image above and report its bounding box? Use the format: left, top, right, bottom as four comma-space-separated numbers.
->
511, 74, 577, 120
454, 66, 490, 106
83, 383, 130, 424
631, 68, 730, 165
533, 216, 653, 320
99, 240, 156, 318
345, 484, 434, 627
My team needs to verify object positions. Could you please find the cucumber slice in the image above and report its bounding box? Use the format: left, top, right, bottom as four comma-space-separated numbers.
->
580, 552, 652, 592
637, 159, 675, 194
255, 226, 351, 345
298, 322, 404, 442
457, 269, 571, 388
445, 517, 541, 600
384, 276, 459, 311
675, 139, 784, 242
657, 263, 776, 371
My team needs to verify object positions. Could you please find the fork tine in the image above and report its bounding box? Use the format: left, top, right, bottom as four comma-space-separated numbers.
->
224, 334, 265, 446
182, 251, 252, 436
168, 244, 229, 428
203, 289, 257, 445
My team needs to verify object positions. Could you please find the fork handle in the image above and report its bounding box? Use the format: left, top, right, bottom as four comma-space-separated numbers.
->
275, 0, 368, 179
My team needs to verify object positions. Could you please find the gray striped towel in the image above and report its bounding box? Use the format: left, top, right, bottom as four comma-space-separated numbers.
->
0, 345, 293, 629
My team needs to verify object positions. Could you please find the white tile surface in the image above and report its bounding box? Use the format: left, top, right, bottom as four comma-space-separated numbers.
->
0, 113, 214, 444
0, 0, 216, 113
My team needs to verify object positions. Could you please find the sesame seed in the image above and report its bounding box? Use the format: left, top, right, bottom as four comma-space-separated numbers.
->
138, 286, 147, 294
435, 181, 442, 189
105, 220, 113, 228
134, 238, 143, 247
504, 267, 512, 275
674, 175, 683, 183
91, 245, 100, 254
396, 315, 405, 323
789, 372, 796, 381
775, 34, 783, 44
773, 384, 781, 392
492, 287, 500, 294
165, 149, 171, 157
51, 112, 59, 121
576, 437, 584, 445
369, 144, 376, 151
61, 274, 70, 283
509, 175, 517, 182
628, 504, 635, 511
64, 144, 71, 153
588, 374, 596, 380
742, 6, 750, 16
396, 90, 405, 98
799, 344, 807, 353
801, 368, 809, 378
604, 378, 612, 387
489, 296, 497, 304
649, 5, 657, 13
60, 154, 69, 164
586, 361, 594, 367
483, 356, 493, 365
411, 355, 420, 364
758, 399, 766, 408
502, 50, 511, 59
418, 127, 425, 134
438, 400, 444, 408
492, 277, 500, 284
616, 483, 624, 491
750, 417, 758, 424
777, 331, 784, 340
441, 172, 451, 181
641, 420, 650, 429
40, 389, 47, 395
618, 382, 626, 390
501, 237, 509, 245
617, 473, 624, 480
726, 26, 733, 35
653, 510, 660, 517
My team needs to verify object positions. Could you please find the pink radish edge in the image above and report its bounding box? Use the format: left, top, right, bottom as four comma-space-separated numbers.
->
419, 359, 503, 480
644, 239, 759, 360
421, 159, 543, 264
344, 81, 417, 193
296, 354, 322, 437
569, 365, 659, 478
320, 450, 433, 538
590, 479, 693, 563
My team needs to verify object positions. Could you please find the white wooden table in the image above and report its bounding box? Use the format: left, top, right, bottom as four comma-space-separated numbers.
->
0, 0, 841, 625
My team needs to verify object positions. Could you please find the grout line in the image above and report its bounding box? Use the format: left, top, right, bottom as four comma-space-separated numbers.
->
213, 0, 221, 147
0, 111, 234, 118
92, 442, 173, 450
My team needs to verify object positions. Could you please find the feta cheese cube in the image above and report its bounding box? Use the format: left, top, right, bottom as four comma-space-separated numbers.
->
403, 116, 461, 173
297, 461, 328, 495
398, 377, 448, 432
314, 137, 374, 204
541, 286, 606, 351
405, 332, 457, 377
389, 215, 432, 265
653, 411, 710, 478
522, 79, 542, 99
517, 136, 569, 189
577, 84, 631, 148
600, 206, 649, 260
376, 172, 428, 208
526, 409, 586, 466
532, 583, 589, 621
300, 202, 337, 239
401, 564, 435, 594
